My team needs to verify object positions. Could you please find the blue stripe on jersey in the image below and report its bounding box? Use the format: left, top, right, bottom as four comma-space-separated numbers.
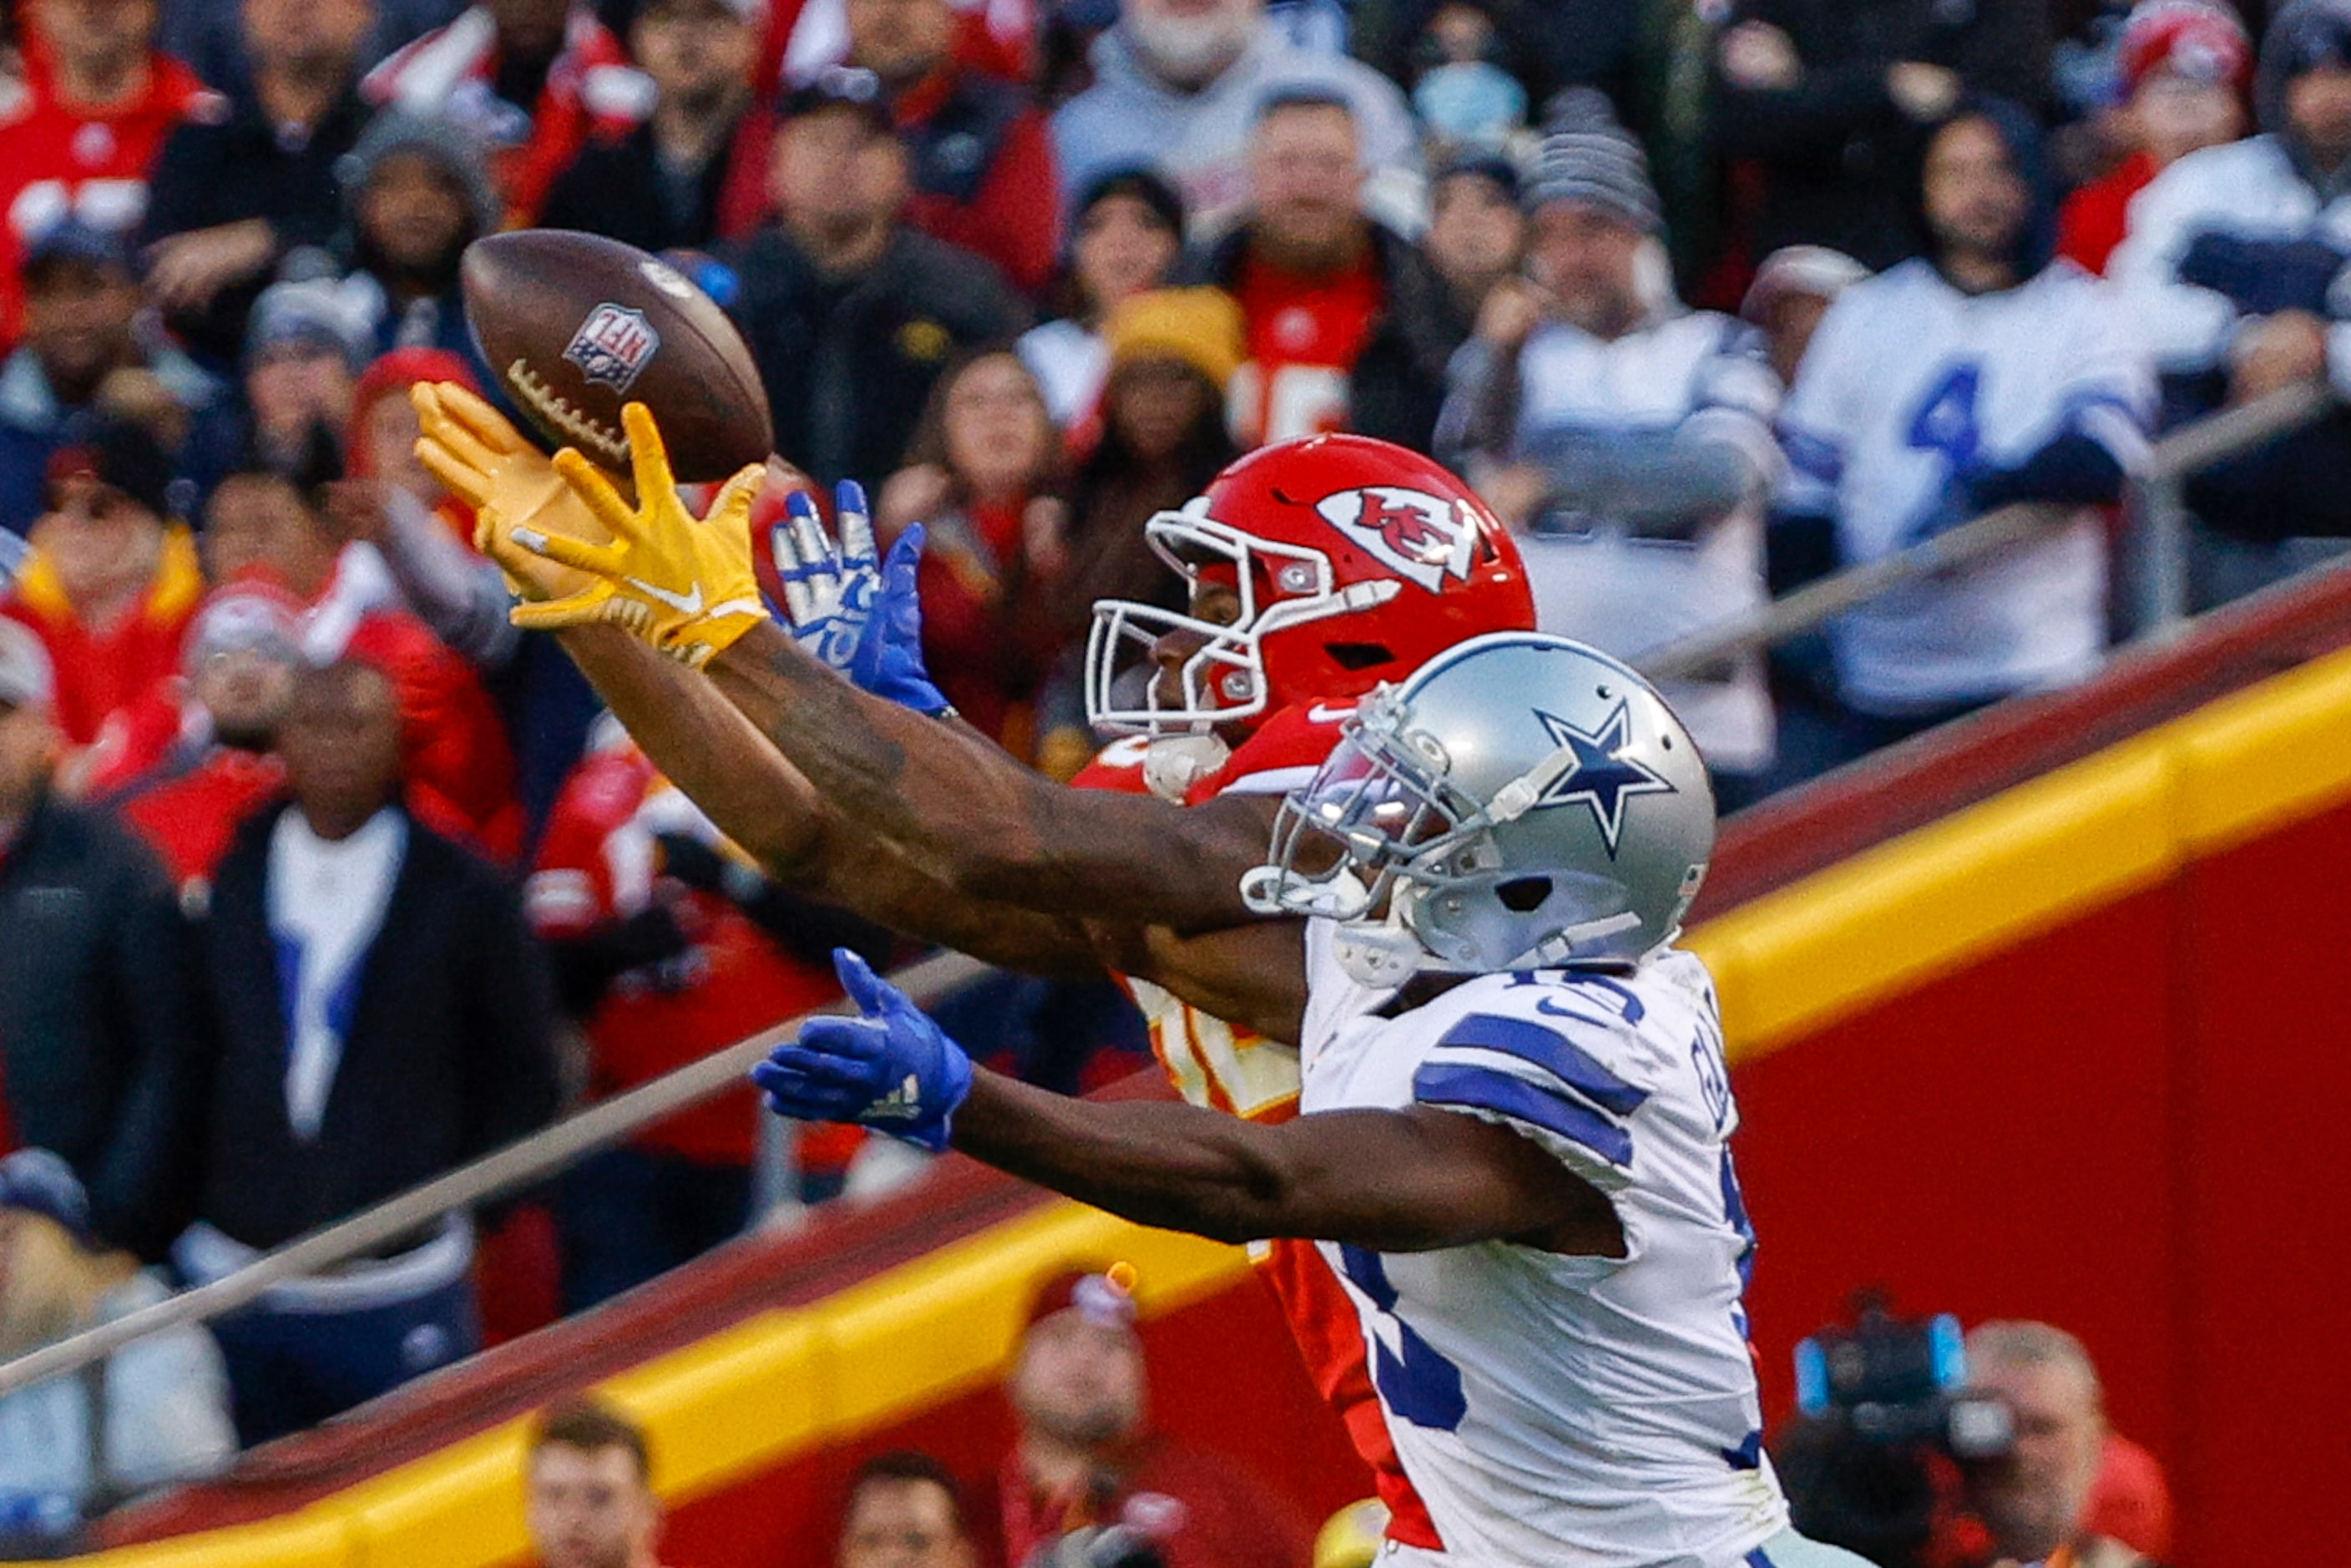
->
1435, 1013, 1651, 1118
1746, 1550, 1774, 1568
1780, 427, 1844, 483
1413, 1062, 1635, 1167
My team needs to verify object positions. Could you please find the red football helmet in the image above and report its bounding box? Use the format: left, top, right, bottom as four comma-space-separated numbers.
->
1085, 434, 1534, 793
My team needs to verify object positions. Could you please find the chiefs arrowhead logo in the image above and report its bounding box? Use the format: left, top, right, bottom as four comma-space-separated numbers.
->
1315, 487, 1476, 594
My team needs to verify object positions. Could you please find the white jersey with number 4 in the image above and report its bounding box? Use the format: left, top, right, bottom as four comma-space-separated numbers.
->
1298, 924, 1787, 1567
1777, 258, 2151, 714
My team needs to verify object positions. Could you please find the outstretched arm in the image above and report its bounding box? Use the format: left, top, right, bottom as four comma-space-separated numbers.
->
558, 623, 1111, 979
757, 953, 1619, 1255
708, 619, 1273, 931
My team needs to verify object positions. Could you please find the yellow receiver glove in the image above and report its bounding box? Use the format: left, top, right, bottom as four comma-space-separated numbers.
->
408, 381, 632, 617
513, 402, 768, 668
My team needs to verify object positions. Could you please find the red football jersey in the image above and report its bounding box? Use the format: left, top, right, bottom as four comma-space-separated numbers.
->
529, 744, 841, 1166
116, 746, 286, 896
1226, 251, 1384, 448
0, 43, 215, 348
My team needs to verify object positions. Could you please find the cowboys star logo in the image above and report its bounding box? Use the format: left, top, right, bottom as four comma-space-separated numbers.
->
1314, 487, 1476, 593
563, 303, 661, 395
1531, 702, 1675, 857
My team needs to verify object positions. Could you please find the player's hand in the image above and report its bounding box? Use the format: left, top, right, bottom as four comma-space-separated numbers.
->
410, 381, 619, 607
771, 480, 952, 715
751, 949, 972, 1152
772, 479, 881, 670
512, 402, 768, 668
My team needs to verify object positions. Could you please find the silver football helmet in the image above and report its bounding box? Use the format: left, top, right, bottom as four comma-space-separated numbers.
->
1240, 632, 1715, 986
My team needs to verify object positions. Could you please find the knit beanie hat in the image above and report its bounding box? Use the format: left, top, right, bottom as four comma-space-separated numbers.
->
1103, 286, 1246, 392
1523, 88, 1661, 232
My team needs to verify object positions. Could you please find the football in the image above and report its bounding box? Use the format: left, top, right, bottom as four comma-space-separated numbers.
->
460, 230, 773, 483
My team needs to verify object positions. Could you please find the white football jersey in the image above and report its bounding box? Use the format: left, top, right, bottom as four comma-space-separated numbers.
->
1299, 925, 1787, 1567
1777, 258, 2153, 714
1444, 311, 1782, 773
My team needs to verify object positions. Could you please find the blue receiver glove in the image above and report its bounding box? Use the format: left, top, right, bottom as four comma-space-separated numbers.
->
750, 948, 973, 1152
771, 481, 952, 716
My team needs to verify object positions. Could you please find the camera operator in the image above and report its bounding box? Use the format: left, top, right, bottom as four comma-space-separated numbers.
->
1963, 1322, 2163, 1568
1774, 1303, 2170, 1568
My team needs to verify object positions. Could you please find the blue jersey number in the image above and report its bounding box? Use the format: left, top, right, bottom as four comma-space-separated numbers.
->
1907, 363, 1984, 472
1900, 362, 1985, 544
1337, 1245, 1468, 1432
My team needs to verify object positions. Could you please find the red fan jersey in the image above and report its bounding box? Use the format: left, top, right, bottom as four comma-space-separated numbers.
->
114, 746, 286, 898
1226, 250, 1385, 447
528, 743, 842, 1166
1074, 707, 1443, 1550
0, 43, 215, 348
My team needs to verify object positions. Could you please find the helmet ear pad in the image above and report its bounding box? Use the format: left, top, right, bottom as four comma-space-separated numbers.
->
1398, 832, 1643, 973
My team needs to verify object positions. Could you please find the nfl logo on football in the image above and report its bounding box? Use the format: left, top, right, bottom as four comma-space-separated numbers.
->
563, 303, 662, 395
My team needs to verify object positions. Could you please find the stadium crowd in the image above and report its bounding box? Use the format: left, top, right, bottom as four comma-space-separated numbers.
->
0, 0, 2328, 1550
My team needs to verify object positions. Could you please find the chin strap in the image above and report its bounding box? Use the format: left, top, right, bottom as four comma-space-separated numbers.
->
1140, 732, 1230, 802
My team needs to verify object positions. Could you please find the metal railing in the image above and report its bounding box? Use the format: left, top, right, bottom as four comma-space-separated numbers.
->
1641, 380, 2335, 684
0, 377, 2336, 1492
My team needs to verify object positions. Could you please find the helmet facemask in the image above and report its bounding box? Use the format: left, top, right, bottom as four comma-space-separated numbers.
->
1084, 503, 1401, 781
1242, 678, 1684, 986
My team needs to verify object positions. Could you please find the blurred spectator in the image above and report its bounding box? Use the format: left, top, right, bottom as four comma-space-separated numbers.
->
139, 0, 377, 367
1054, 286, 1242, 678
992, 1267, 1312, 1568
525, 1398, 669, 1568
1421, 151, 1525, 321
177, 658, 559, 1444
539, 0, 771, 254
329, 349, 519, 666
0, 1150, 234, 1530
0, 622, 200, 1264
0, 0, 215, 349
1711, 0, 2054, 270
1017, 168, 1186, 434
0, 223, 235, 537
1739, 245, 1869, 387
1178, 90, 1462, 448
1407, 1, 1527, 158
198, 445, 523, 858
240, 279, 375, 478
527, 724, 877, 1308
876, 347, 1068, 755
847, 0, 1063, 296
2058, 1, 2252, 275
3, 422, 206, 750
841, 1451, 977, 1568
1051, 0, 1421, 240
1042, 286, 1241, 778
1351, 0, 1626, 114
1438, 94, 1782, 798
1777, 104, 2152, 774
2110, 0, 2351, 596
361, 0, 652, 226
325, 113, 503, 362
1962, 1322, 2160, 1568
728, 69, 1026, 488
90, 581, 303, 900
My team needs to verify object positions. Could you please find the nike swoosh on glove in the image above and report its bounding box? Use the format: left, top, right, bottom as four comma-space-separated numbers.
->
509, 402, 768, 667
751, 949, 972, 1152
